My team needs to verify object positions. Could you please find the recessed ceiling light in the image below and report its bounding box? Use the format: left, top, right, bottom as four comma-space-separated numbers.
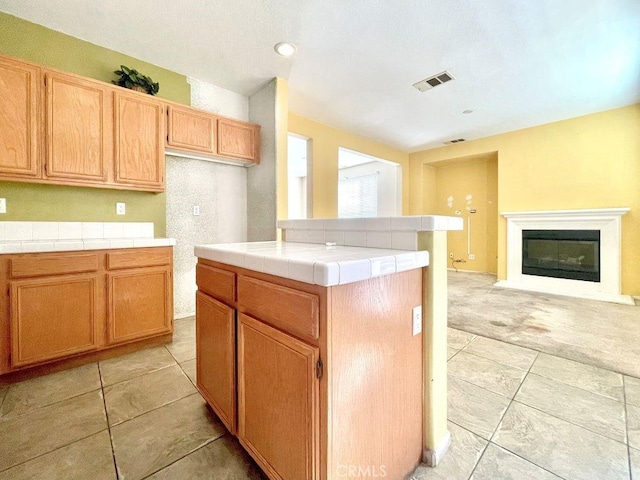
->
462, 109, 474, 114
274, 42, 297, 57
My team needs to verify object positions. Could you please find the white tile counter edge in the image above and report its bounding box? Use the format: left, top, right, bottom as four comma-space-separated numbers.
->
0, 238, 175, 254
195, 241, 429, 287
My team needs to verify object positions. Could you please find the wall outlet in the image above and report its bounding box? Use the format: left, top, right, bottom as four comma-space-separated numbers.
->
469, 254, 476, 260
116, 202, 125, 215
449, 252, 454, 258
193, 205, 200, 216
0, 198, 6, 214
412, 306, 422, 336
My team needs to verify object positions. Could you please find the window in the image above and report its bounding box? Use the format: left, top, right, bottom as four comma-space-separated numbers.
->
338, 173, 378, 218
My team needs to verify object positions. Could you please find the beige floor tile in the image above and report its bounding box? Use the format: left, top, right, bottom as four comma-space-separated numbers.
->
626, 375, 640, 407
515, 373, 626, 443
628, 403, 640, 450
146, 435, 265, 479
181, 359, 197, 384
0, 430, 116, 480
0, 390, 107, 471
530, 353, 624, 401
447, 375, 510, 439
166, 336, 196, 363
447, 347, 459, 360
173, 316, 195, 339
448, 328, 476, 350
99, 346, 176, 386
0, 386, 7, 410
448, 351, 527, 398
631, 447, 640, 480
0, 363, 101, 420
410, 421, 486, 480
471, 443, 561, 480
464, 336, 538, 370
493, 401, 629, 480
111, 393, 225, 480
104, 364, 196, 426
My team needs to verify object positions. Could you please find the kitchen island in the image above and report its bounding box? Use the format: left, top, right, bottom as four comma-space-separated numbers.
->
194, 215, 462, 479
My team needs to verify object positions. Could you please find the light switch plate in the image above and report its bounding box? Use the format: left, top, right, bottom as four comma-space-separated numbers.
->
116, 202, 126, 215
469, 254, 475, 260
412, 306, 422, 336
0, 198, 6, 214
193, 205, 200, 216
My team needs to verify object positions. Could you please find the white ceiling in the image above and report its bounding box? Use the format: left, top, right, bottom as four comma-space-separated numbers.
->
2, 0, 639, 152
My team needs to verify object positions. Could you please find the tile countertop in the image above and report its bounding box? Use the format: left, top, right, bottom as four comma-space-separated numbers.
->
194, 241, 429, 287
0, 221, 175, 254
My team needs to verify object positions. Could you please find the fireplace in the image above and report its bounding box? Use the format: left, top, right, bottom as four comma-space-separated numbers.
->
496, 208, 631, 304
522, 230, 600, 282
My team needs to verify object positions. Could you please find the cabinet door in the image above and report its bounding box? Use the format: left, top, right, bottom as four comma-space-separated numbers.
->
196, 291, 236, 433
45, 71, 111, 183
217, 117, 260, 162
167, 105, 216, 154
238, 313, 319, 480
114, 92, 165, 191
0, 56, 40, 178
107, 266, 172, 344
10, 274, 100, 367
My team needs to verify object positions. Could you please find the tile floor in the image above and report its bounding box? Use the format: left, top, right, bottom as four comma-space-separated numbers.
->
412, 328, 640, 480
0, 316, 265, 480
1, 318, 639, 479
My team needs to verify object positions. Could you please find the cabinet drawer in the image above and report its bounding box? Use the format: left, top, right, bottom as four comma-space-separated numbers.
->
196, 264, 236, 304
107, 248, 171, 270
10, 253, 99, 278
237, 275, 319, 343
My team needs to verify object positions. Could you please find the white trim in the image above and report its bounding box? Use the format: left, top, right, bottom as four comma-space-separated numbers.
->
500, 208, 631, 305
422, 430, 451, 467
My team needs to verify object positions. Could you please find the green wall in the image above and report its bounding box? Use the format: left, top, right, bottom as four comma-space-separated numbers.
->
0, 12, 192, 236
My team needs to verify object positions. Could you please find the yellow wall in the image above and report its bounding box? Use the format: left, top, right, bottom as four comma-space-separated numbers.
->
428, 155, 498, 273
0, 12, 192, 236
276, 78, 289, 231
410, 104, 640, 295
288, 114, 410, 218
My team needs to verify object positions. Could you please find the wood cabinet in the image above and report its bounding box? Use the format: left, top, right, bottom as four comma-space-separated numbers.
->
217, 117, 260, 162
114, 91, 165, 191
196, 291, 236, 433
44, 71, 111, 184
10, 274, 100, 367
0, 247, 173, 376
0, 55, 41, 179
196, 259, 424, 480
238, 313, 319, 480
167, 105, 216, 154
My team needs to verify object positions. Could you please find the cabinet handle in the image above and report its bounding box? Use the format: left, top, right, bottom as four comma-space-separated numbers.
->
316, 358, 323, 380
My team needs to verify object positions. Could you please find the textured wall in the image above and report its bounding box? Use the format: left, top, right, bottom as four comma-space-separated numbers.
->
248, 80, 277, 241
166, 156, 247, 318
187, 77, 249, 121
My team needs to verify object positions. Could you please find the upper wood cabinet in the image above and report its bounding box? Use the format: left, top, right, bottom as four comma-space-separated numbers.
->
44, 71, 112, 184
167, 105, 215, 154
217, 117, 260, 162
114, 92, 165, 191
0, 56, 41, 178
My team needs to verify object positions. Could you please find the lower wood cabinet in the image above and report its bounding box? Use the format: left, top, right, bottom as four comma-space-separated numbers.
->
196, 291, 236, 433
238, 313, 319, 480
10, 274, 100, 367
0, 247, 173, 376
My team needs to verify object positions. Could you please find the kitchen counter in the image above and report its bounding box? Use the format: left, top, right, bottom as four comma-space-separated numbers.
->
0, 221, 175, 253
194, 241, 429, 286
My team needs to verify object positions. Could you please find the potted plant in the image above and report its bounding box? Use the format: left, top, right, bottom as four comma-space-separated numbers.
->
113, 65, 159, 95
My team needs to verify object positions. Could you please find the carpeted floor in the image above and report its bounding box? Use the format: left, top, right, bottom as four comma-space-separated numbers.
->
448, 271, 640, 378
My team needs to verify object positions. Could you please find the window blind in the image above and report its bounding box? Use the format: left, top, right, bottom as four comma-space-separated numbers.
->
338, 173, 378, 218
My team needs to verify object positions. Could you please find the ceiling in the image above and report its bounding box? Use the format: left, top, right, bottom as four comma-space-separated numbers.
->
2, 0, 639, 152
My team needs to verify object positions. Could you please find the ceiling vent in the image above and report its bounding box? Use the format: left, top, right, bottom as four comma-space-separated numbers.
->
444, 138, 466, 145
413, 71, 455, 92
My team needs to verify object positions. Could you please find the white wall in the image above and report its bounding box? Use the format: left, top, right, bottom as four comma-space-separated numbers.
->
167, 78, 249, 318
338, 161, 402, 216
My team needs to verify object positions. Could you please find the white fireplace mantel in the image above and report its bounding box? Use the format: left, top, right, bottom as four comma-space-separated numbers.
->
495, 208, 632, 304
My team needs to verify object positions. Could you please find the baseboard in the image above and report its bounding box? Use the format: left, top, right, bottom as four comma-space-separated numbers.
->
494, 280, 635, 306
447, 268, 496, 275
422, 430, 451, 467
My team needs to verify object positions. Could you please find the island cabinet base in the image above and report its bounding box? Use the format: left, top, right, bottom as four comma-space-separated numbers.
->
196, 259, 424, 480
